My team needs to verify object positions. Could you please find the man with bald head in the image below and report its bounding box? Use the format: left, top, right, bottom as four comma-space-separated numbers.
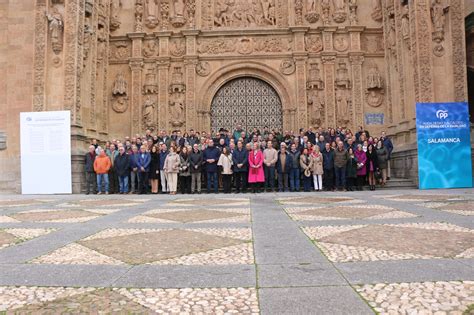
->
84, 144, 97, 194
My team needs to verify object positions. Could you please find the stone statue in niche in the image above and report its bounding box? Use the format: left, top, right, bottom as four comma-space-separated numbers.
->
169, 93, 185, 127
332, 0, 347, 23
112, 73, 128, 96
143, 40, 158, 57
321, 0, 331, 24
305, 0, 319, 23
336, 90, 350, 126
280, 59, 296, 75
143, 96, 156, 128
135, 0, 144, 32
143, 69, 158, 94
96, 25, 107, 63
371, 0, 382, 22
307, 89, 325, 126
365, 63, 384, 107
45, 7, 64, 55
83, 22, 95, 69
261, 0, 276, 25
348, 0, 357, 25
431, 0, 449, 43
110, 0, 122, 31
196, 61, 211, 76
171, 0, 186, 27
145, 0, 159, 28
306, 62, 324, 90
335, 62, 350, 89
401, 4, 410, 45
388, 13, 396, 54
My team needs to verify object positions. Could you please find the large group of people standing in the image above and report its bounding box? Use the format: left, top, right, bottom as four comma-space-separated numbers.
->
84, 125, 394, 195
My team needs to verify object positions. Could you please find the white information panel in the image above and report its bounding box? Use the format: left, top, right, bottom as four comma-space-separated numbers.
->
20, 111, 72, 194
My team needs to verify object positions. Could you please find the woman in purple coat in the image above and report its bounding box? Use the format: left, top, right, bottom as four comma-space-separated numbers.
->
354, 144, 367, 191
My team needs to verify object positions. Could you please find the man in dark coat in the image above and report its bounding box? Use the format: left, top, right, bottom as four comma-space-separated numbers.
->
203, 140, 221, 193
137, 145, 151, 194
381, 131, 394, 180
322, 142, 335, 191
114, 146, 131, 194
334, 141, 349, 191
232, 140, 249, 193
190, 143, 203, 194
84, 145, 96, 194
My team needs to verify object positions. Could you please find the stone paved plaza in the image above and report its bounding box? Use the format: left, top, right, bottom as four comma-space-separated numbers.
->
0, 189, 473, 314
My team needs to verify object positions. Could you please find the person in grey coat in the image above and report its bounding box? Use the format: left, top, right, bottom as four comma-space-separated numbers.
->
376, 140, 389, 187
84, 145, 96, 194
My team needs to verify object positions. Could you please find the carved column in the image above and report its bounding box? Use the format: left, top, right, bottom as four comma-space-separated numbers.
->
322, 55, 337, 127
130, 59, 144, 135
33, 0, 48, 112
449, 0, 468, 102
322, 27, 337, 52
411, 0, 434, 103
63, 0, 84, 126
156, 32, 171, 131
183, 30, 199, 129
349, 54, 364, 128
295, 57, 308, 127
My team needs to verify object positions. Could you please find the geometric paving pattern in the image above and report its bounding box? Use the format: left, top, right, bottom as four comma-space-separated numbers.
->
0, 287, 259, 314
1, 189, 473, 313
31, 228, 253, 265
128, 208, 251, 223
168, 198, 250, 206
285, 205, 418, 221
0, 228, 55, 249
302, 222, 474, 262
356, 281, 474, 314
8, 209, 118, 223
278, 196, 363, 205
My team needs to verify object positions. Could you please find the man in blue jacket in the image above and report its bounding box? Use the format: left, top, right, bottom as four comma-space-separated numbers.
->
381, 131, 393, 180
322, 142, 335, 191
137, 145, 151, 194
159, 143, 168, 193
203, 140, 221, 193
232, 140, 248, 193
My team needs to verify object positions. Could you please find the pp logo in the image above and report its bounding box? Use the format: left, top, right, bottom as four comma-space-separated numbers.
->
436, 110, 448, 119
26, 117, 32, 121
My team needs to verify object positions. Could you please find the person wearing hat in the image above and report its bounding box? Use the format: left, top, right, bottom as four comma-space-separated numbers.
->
300, 147, 312, 192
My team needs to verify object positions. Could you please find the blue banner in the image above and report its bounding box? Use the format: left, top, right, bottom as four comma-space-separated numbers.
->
416, 102, 472, 189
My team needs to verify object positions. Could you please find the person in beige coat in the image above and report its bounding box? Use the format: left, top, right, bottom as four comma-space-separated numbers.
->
310, 145, 324, 191
218, 147, 233, 193
163, 146, 180, 194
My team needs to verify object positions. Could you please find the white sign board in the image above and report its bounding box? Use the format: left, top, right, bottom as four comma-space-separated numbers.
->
20, 111, 72, 194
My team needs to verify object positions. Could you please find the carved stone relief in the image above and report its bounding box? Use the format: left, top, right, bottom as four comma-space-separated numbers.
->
348, 0, 357, 25
111, 72, 129, 113
305, 34, 323, 53
160, 1, 170, 29
110, 0, 122, 31
198, 38, 235, 54
430, 0, 449, 57
135, 0, 144, 32
335, 61, 350, 89
214, 0, 277, 28
145, 0, 159, 29
333, 34, 349, 52
254, 37, 292, 53
171, 0, 187, 27
361, 34, 384, 54
306, 62, 325, 126
111, 41, 130, 60
46, 7, 64, 55
401, 4, 410, 48
143, 39, 158, 57
170, 38, 186, 57
305, 0, 319, 23
280, 59, 295, 75
332, 0, 347, 23
186, 0, 196, 28
365, 62, 384, 107
321, 0, 330, 25
196, 61, 211, 76
371, 0, 382, 22
336, 89, 351, 126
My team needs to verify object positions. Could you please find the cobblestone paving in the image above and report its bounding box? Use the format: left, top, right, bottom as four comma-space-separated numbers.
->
285, 204, 418, 221
0, 189, 473, 313
356, 281, 474, 315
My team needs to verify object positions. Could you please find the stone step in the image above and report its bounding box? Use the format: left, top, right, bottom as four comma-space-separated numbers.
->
383, 177, 417, 189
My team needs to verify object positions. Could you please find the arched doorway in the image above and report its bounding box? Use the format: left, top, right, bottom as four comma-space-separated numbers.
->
210, 77, 283, 132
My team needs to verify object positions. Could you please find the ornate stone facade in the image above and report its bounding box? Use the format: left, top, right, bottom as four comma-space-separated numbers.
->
0, 0, 471, 192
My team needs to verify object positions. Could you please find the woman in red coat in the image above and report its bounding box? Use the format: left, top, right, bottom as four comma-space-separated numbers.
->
248, 142, 265, 193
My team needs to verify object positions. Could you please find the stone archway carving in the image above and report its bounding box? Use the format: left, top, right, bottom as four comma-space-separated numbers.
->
198, 61, 296, 131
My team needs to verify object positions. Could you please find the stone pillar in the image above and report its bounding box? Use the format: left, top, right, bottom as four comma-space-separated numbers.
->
183, 30, 199, 130
322, 55, 337, 127
291, 27, 308, 128
156, 32, 171, 131
349, 54, 364, 128
129, 59, 144, 135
